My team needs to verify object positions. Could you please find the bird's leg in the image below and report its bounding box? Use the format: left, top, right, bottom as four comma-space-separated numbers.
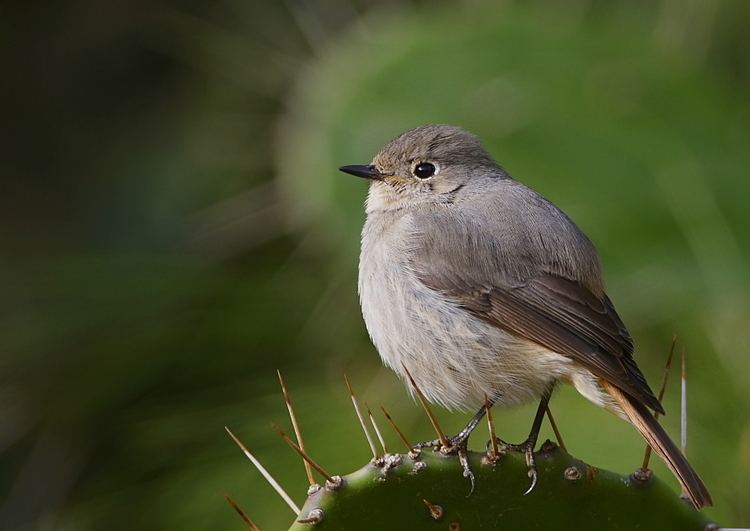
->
414, 402, 490, 450
414, 402, 491, 495
496, 386, 553, 495
413, 387, 554, 495
453, 403, 492, 446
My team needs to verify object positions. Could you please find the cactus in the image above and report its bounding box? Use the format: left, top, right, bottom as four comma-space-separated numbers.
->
287, 442, 714, 530
225, 372, 719, 530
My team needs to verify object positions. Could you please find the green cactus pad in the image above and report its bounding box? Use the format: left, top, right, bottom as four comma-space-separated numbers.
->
288, 442, 713, 530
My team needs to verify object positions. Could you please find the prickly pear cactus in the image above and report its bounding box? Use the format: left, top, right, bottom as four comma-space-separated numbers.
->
289, 442, 714, 531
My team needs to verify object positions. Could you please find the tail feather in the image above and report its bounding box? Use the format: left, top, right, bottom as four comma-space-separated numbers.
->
602, 381, 712, 509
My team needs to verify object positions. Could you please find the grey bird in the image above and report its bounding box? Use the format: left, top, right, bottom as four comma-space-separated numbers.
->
340, 124, 712, 508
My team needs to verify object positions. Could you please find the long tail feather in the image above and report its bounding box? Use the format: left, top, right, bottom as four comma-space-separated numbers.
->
602, 381, 712, 509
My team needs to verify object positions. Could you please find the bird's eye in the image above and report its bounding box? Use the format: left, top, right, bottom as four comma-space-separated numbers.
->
413, 162, 436, 179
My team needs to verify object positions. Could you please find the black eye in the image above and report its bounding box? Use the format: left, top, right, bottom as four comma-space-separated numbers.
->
413, 162, 436, 179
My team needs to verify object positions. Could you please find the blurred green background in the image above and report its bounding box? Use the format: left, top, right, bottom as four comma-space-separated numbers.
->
2, 1, 749, 529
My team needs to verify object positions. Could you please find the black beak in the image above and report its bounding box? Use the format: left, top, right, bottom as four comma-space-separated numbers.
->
338, 164, 383, 180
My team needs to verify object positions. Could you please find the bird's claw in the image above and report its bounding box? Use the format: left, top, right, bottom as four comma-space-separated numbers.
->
523, 469, 538, 495
456, 444, 476, 496
416, 434, 476, 496
497, 439, 539, 495
522, 443, 538, 495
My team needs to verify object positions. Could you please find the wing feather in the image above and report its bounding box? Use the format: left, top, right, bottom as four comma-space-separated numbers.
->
419, 272, 663, 413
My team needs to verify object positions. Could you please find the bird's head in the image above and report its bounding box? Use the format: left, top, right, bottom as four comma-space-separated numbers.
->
340, 124, 505, 212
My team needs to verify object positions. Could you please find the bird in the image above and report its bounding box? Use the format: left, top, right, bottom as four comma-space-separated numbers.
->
339, 124, 712, 508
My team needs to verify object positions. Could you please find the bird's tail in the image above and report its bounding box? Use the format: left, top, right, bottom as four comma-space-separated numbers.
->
601, 381, 713, 509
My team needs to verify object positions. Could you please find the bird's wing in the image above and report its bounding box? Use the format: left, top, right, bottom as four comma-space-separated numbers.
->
411, 202, 662, 413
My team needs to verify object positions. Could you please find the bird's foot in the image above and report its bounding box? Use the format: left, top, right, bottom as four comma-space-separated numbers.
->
414, 433, 476, 496
496, 438, 538, 495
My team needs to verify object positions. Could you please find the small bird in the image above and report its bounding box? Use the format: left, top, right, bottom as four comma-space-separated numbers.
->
340, 124, 712, 508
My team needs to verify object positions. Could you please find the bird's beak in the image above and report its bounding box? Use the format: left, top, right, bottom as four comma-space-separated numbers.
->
338, 164, 383, 180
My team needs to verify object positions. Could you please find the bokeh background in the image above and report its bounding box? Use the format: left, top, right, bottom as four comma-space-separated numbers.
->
2, 1, 749, 529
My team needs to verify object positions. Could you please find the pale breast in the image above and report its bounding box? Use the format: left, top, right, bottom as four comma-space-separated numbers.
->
358, 211, 576, 411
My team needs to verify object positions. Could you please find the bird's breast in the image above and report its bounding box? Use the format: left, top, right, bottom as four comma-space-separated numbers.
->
358, 212, 573, 411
